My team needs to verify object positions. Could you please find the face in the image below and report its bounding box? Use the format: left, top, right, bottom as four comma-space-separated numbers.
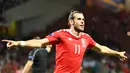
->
69, 13, 85, 32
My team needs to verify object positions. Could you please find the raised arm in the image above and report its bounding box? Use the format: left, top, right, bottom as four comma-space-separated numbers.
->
91, 43, 127, 61
2, 38, 50, 48
22, 60, 33, 73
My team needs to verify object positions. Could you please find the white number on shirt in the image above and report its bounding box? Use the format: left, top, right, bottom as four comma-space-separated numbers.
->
74, 44, 81, 54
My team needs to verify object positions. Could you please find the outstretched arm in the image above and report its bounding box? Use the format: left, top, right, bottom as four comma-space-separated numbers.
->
2, 38, 50, 48
22, 61, 33, 73
91, 43, 127, 61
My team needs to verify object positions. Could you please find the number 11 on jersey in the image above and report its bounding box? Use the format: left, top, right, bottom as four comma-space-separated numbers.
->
74, 44, 81, 55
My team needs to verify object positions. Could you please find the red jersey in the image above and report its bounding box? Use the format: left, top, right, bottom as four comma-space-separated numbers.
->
46, 29, 96, 73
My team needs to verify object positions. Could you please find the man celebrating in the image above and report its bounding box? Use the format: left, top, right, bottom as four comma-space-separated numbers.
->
2, 10, 127, 73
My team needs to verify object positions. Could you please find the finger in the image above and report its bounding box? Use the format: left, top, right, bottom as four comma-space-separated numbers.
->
120, 57, 126, 61
122, 54, 127, 59
119, 57, 123, 61
7, 43, 13, 48
124, 56, 127, 59
119, 57, 122, 61
123, 58, 126, 61
7, 43, 10, 48
123, 51, 126, 54
120, 58, 124, 61
122, 58, 125, 61
2, 40, 10, 42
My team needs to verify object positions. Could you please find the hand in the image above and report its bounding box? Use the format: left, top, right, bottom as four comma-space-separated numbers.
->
118, 51, 127, 61
2, 40, 19, 48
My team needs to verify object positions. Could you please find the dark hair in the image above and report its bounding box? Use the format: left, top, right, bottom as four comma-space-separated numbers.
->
68, 10, 82, 20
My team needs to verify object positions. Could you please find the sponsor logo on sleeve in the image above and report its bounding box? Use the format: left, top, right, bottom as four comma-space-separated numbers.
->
49, 33, 54, 36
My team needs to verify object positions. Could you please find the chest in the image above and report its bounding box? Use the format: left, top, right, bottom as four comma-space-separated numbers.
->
60, 35, 89, 55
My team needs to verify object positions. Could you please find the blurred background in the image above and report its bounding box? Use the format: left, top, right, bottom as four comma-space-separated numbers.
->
0, 0, 130, 73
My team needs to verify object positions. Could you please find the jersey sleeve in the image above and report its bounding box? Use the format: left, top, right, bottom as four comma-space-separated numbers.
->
46, 30, 61, 44
87, 35, 96, 49
28, 49, 37, 61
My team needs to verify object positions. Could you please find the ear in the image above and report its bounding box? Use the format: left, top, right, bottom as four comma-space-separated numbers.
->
69, 20, 73, 25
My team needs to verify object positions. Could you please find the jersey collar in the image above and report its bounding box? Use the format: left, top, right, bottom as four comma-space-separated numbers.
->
68, 29, 82, 38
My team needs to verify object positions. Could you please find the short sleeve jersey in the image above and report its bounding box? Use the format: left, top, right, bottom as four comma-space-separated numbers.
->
28, 48, 48, 73
46, 29, 96, 73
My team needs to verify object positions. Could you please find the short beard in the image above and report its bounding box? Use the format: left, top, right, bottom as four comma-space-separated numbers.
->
74, 27, 83, 32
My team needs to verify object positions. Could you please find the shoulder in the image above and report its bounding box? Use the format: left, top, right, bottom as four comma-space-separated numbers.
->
29, 49, 41, 56
52, 29, 69, 34
56, 29, 69, 32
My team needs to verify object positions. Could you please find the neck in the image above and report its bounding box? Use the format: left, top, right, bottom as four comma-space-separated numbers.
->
69, 27, 80, 36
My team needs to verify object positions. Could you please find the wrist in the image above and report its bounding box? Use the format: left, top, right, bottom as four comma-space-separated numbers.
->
115, 52, 120, 57
18, 41, 26, 47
